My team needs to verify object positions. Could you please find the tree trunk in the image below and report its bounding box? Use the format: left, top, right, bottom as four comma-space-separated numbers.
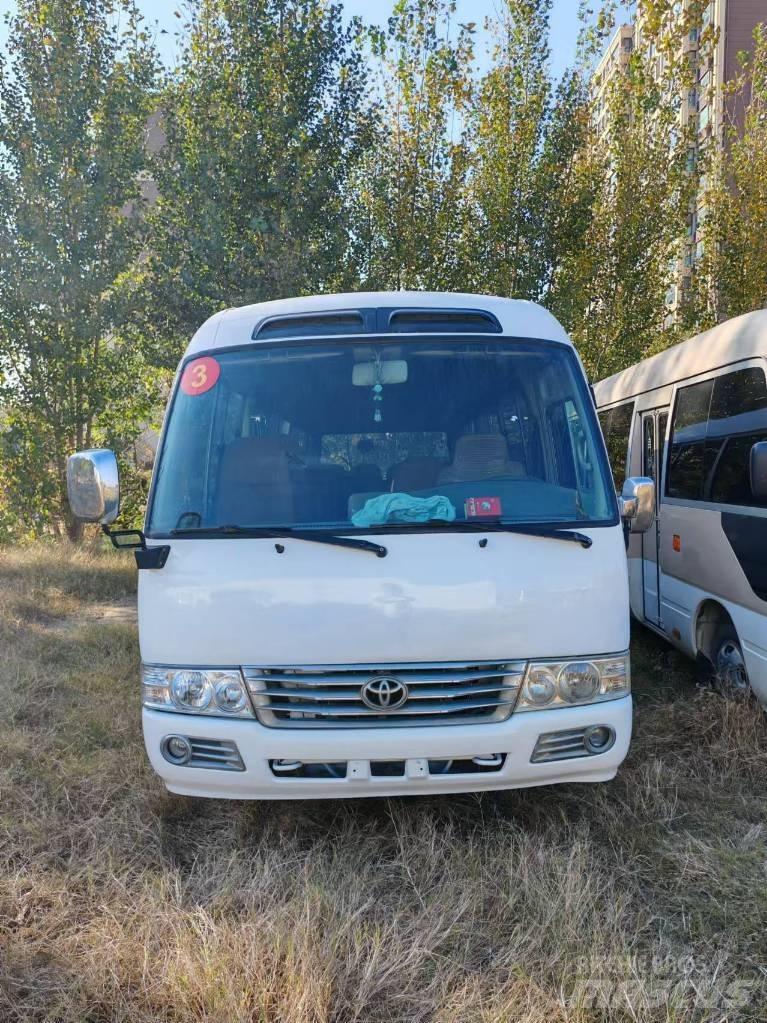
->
65, 513, 85, 544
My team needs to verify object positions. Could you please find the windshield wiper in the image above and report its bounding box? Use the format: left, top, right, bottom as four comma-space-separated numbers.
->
362, 519, 593, 549
169, 524, 388, 558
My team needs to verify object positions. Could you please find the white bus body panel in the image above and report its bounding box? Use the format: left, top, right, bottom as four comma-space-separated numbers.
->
138, 530, 628, 667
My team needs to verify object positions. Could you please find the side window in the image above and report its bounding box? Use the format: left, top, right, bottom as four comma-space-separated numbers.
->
707, 367, 767, 506
666, 379, 713, 500
598, 402, 634, 491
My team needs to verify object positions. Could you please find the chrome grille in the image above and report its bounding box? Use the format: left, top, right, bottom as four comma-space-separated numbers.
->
243, 661, 525, 729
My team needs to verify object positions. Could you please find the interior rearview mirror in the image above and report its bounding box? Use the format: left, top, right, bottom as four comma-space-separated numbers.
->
619, 476, 655, 534
67, 449, 120, 524
750, 441, 767, 503
352, 360, 408, 386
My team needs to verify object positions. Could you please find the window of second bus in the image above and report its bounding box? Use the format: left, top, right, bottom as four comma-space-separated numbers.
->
598, 402, 634, 492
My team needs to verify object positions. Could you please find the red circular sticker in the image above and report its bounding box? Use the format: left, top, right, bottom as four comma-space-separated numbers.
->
180, 356, 220, 396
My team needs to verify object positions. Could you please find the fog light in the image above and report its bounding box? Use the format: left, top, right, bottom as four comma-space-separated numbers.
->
584, 725, 615, 754
162, 735, 192, 765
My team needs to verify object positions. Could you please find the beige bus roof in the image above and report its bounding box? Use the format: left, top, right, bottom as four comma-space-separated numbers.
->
594, 309, 767, 407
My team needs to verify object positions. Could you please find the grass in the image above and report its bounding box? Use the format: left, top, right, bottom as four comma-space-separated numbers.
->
1, 543, 766, 1022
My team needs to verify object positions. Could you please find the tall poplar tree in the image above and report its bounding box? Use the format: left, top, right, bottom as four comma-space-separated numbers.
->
466, 0, 555, 298
350, 0, 474, 291
134, 0, 370, 365
694, 24, 767, 325
0, 0, 159, 539
556, 1, 698, 378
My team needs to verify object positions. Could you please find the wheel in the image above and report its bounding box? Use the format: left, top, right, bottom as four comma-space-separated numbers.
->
711, 623, 750, 698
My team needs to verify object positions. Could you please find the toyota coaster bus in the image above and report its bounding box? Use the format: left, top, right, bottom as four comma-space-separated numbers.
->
67, 292, 653, 800
594, 309, 767, 705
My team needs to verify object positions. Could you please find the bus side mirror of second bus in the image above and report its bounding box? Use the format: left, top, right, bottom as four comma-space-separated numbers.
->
619, 477, 655, 534
749, 442, 767, 503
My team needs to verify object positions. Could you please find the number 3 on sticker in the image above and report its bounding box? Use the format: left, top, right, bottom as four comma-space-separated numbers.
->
180, 356, 220, 396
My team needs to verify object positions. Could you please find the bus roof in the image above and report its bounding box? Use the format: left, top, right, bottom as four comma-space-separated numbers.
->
185, 292, 572, 357
594, 309, 767, 408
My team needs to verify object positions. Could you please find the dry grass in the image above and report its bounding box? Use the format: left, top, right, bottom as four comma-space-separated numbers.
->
1, 544, 766, 1022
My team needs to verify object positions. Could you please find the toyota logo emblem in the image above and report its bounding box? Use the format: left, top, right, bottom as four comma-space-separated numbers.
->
360, 676, 409, 712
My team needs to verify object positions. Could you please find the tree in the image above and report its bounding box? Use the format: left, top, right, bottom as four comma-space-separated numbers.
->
349, 0, 474, 291
0, 0, 159, 540
465, 0, 554, 298
554, 0, 698, 378
133, 0, 370, 366
693, 23, 767, 325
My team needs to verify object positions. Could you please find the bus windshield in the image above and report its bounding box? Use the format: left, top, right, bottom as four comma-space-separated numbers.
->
147, 338, 616, 534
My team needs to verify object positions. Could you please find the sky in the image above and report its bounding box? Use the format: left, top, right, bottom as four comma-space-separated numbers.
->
0, 0, 583, 80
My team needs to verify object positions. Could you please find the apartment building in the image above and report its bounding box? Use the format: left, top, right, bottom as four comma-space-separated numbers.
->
592, 1, 764, 319
591, 23, 635, 138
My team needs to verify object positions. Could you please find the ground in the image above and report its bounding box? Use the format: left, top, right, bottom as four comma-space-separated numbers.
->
0, 544, 766, 1023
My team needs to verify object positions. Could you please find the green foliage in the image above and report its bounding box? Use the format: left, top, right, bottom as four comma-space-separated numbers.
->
693, 24, 767, 325
132, 0, 371, 365
348, 0, 474, 290
554, 3, 699, 377
2, 0, 766, 541
465, 0, 556, 298
0, 0, 161, 539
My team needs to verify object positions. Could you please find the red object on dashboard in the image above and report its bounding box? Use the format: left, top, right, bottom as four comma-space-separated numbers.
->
465, 497, 502, 518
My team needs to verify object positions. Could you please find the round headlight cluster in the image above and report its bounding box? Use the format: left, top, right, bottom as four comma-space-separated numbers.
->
171, 670, 212, 710
522, 660, 602, 708
168, 669, 250, 714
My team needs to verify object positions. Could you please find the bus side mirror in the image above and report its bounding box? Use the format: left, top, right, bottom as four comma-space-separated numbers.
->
750, 441, 767, 503
619, 477, 655, 534
67, 449, 120, 524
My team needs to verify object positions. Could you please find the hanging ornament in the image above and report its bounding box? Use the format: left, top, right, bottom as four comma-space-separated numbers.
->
371, 352, 384, 424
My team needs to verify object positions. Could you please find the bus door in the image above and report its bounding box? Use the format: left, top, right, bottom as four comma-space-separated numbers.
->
640, 408, 668, 626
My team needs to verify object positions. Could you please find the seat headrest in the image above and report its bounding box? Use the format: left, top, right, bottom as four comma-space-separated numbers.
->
219, 437, 291, 483
452, 434, 511, 472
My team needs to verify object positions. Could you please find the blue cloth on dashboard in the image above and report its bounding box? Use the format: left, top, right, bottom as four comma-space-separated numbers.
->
351, 492, 456, 527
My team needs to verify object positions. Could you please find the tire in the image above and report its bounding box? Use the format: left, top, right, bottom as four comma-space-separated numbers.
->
710, 623, 750, 698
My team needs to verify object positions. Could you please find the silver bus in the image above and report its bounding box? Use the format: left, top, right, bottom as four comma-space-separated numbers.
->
594, 310, 767, 705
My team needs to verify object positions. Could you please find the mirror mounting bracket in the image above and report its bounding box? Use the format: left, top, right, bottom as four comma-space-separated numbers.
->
101, 525, 170, 570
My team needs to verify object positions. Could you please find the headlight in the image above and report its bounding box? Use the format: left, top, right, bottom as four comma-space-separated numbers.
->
516, 653, 630, 712
142, 665, 254, 718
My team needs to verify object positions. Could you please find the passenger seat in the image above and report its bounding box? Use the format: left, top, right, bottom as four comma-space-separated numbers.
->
438, 435, 524, 483
389, 457, 446, 493
216, 437, 294, 524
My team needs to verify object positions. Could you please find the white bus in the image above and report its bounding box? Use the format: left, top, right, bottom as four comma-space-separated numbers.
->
67, 291, 653, 800
594, 310, 767, 705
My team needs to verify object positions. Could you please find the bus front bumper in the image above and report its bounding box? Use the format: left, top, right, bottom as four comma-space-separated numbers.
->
142, 696, 633, 800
